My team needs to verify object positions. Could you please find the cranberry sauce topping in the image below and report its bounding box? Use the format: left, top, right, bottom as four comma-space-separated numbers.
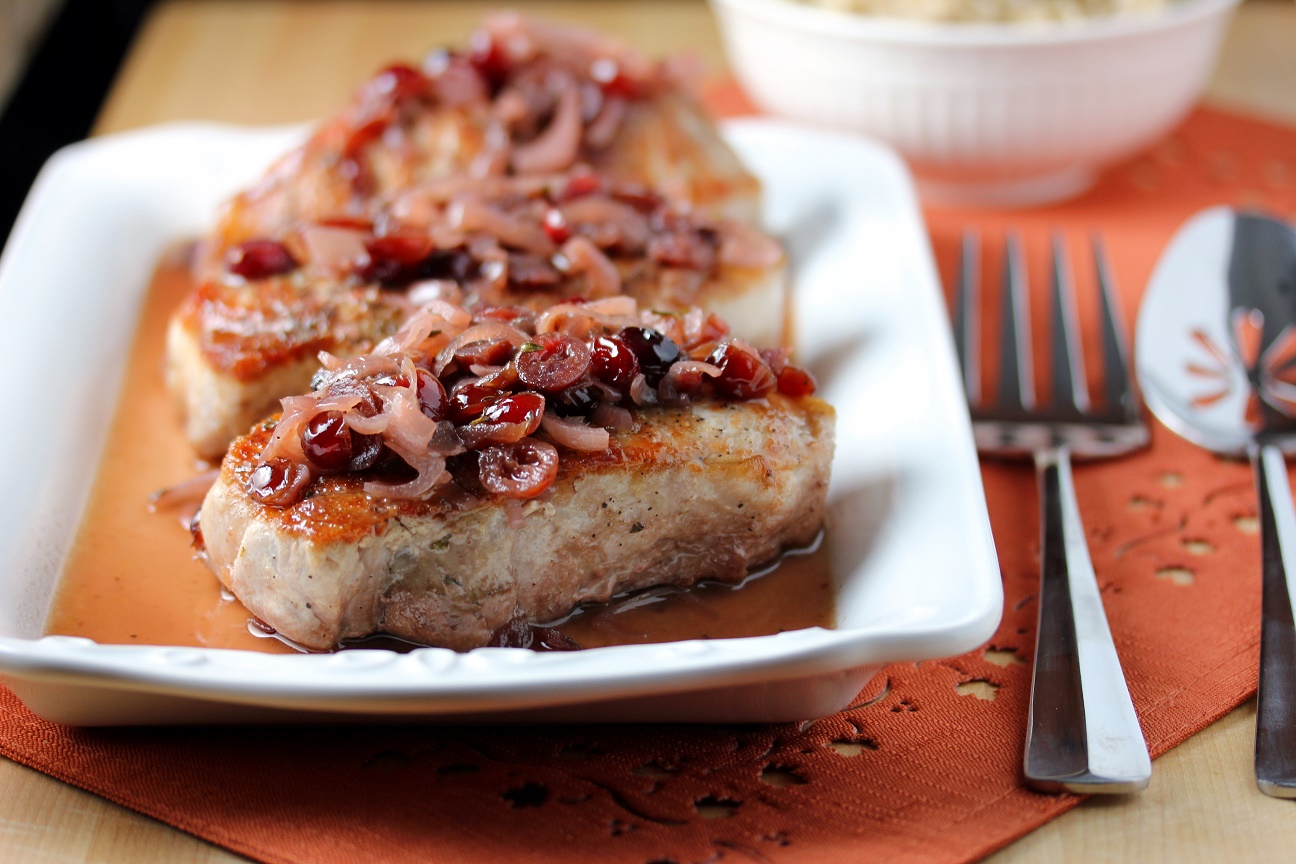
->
321, 14, 667, 203
226, 240, 298, 280
246, 296, 815, 509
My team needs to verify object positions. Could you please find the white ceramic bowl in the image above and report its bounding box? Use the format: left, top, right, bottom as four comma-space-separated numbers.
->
710, 0, 1240, 207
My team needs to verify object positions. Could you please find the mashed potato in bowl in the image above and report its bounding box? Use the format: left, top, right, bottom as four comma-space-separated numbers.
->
793, 0, 1170, 23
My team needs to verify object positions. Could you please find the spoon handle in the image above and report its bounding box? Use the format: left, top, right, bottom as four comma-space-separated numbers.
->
1024, 447, 1151, 794
1252, 444, 1296, 798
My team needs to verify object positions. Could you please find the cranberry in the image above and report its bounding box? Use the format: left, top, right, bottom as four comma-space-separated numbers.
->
516, 332, 592, 392
455, 338, 516, 369
589, 57, 642, 99
551, 383, 599, 417
707, 342, 776, 400
227, 240, 298, 280
347, 434, 386, 472
589, 334, 638, 390
542, 207, 571, 244
360, 232, 434, 285
416, 369, 449, 420
247, 458, 311, 507
342, 116, 387, 164
368, 63, 429, 104
460, 392, 545, 448
301, 411, 355, 472
618, 327, 681, 385
560, 173, 602, 201
478, 438, 560, 499
468, 31, 510, 85
449, 377, 504, 422
507, 253, 562, 291
777, 365, 817, 397
487, 615, 581, 651
418, 248, 479, 283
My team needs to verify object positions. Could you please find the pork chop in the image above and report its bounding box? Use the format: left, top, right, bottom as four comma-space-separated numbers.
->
195, 295, 832, 650
200, 394, 833, 651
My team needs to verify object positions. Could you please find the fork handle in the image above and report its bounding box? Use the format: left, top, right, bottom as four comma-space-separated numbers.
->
1024, 447, 1151, 794
1252, 444, 1296, 798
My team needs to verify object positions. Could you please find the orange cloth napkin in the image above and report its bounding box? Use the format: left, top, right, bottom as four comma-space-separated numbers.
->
2, 90, 1294, 863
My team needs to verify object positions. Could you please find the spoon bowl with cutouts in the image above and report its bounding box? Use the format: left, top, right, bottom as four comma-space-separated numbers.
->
1136, 206, 1296, 799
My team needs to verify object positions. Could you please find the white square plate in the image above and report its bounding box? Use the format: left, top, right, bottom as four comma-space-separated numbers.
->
0, 119, 1001, 725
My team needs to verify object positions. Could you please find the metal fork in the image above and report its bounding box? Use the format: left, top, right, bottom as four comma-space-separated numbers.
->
953, 232, 1153, 794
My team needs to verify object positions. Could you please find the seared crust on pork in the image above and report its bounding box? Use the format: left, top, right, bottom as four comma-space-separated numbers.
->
200, 394, 834, 651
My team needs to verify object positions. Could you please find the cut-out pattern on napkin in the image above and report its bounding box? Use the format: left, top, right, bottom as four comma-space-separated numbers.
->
1, 101, 1295, 864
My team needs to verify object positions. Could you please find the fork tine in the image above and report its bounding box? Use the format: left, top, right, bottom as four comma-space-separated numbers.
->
954, 230, 981, 404
1092, 235, 1137, 419
999, 234, 1035, 411
1049, 233, 1090, 413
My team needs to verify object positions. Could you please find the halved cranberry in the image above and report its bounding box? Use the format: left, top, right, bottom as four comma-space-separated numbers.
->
455, 338, 516, 369
589, 334, 638, 391
478, 438, 560, 499
707, 342, 776, 400
542, 207, 570, 244
227, 240, 297, 280
459, 392, 545, 448
776, 365, 817, 397
449, 377, 503, 422
416, 369, 449, 421
618, 327, 681, 385
516, 333, 591, 392
301, 411, 354, 472
247, 459, 311, 507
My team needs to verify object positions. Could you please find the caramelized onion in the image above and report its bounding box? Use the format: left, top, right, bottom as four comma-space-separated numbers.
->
510, 75, 584, 174
299, 225, 369, 273
541, 412, 610, 452
658, 359, 722, 403
149, 469, 220, 512
451, 196, 555, 254
557, 236, 621, 298
364, 443, 446, 500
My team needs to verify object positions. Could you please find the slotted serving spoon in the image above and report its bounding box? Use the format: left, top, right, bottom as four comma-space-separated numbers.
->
1136, 207, 1296, 798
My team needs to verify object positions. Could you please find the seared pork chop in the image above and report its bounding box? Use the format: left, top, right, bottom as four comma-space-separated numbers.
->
201, 395, 833, 651
195, 296, 832, 650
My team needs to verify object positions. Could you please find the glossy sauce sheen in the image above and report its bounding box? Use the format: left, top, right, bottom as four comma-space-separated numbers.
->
44, 258, 835, 653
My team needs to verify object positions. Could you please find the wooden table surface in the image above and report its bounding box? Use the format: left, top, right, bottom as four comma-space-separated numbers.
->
4, 1, 1296, 861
